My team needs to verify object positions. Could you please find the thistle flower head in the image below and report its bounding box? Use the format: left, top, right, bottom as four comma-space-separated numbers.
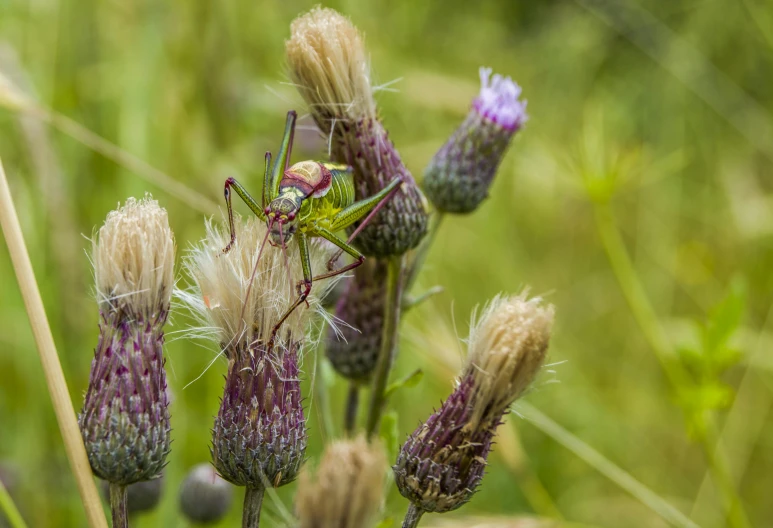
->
182, 215, 331, 490
94, 196, 175, 318
179, 463, 234, 524
286, 7, 374, 124
286, 8, 429, 257
296, 435, 387, 528
423, 68, 527, 214
80, 196, 174, 485
474, 68, 528, 132
394, 293, 554, 515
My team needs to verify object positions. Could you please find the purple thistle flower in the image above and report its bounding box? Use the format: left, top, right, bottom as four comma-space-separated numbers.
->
79, 197, 174, 486
423, 67, 528, 214
393, 376, 495, 513
394, 294, 553, 521
286, 7, 429, 257
181, 215, 335, 524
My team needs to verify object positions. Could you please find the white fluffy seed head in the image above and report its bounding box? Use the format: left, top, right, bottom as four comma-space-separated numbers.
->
295, 435, 387, 528
94, 196, 175, 316
183, 215, 332, 351
464, 293, 554, 429
286, 7, 376, 123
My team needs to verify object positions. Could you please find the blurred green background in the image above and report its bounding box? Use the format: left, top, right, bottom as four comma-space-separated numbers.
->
1, 0, 772, 527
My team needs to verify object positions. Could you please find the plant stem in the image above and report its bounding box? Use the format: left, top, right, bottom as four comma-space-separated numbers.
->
366, 255, 405, 438
698, 426, 752, 528
344, 382, 359, 435
402, 503, 425, 528
0, 477, 27, 528
108, 483, 128, 528
0, 159, 108, 528
405, 213, 444, 295
242, 486, 264, 528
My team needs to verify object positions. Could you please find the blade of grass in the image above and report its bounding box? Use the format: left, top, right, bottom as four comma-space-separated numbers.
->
0, 477, 27, 528
518, 402, 699, 528
0, 158, 108, 528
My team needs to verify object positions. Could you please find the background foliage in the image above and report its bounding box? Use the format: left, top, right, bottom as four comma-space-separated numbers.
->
1, 0, 772, 526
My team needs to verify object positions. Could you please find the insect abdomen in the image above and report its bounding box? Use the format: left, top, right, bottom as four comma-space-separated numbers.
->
325, 164, 355, 209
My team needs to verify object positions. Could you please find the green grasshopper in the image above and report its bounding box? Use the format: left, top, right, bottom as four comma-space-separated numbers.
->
222, 110, 402, 345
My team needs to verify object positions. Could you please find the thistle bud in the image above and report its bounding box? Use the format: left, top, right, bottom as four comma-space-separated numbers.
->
325, 257, 387, 382
394, 294, 553, 516
79, 196, 174, 485
179, 464, 234, 524
286, 7, 429, 257
295, 435, 387, 528
183, 216, 331, 502
423, 68, 527, 214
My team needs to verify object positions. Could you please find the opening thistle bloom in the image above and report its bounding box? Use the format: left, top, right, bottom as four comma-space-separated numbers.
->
79, 196, 174, 486
182, 215, 333, 524
423, 67, 528, 214
296, 435, 387, 528
286, 7, 428, 257
394, 294, 553, 520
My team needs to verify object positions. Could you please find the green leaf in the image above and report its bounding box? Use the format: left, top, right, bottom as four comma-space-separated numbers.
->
384, 369, 424, 399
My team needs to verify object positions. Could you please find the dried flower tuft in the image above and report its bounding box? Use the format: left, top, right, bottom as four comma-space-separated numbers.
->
79, 196, 174, 485
394, 294, 553, 516
286, 7, 428, 257
296, 435, 387, 528
423, 68, 527, 214
179, 463, 234, 524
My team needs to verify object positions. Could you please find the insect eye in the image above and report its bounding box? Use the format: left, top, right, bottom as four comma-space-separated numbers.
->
287, 212, 296, 221
264, 208, 271, 216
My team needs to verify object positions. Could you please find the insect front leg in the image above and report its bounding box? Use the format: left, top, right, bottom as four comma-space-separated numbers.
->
222, 177, 266, 254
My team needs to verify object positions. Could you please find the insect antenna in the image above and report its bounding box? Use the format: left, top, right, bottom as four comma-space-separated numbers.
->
239, 218, 272, 333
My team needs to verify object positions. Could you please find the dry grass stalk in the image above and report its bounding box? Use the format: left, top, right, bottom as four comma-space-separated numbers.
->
0, 158, 108, 528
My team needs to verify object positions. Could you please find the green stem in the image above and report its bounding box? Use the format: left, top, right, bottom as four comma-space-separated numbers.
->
404, 213, 444, 295
401, 503, 425, 528
242, 486, 264, 528
698, 425, 752, 528
344, 382, 359, 435
366, 255, 405, 438
108, 483, 128, 528
0, 477, 27, 528
592, 202, 750, 528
